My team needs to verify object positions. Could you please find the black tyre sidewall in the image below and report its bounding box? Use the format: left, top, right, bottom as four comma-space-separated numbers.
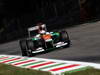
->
60, 30, 70, 47
27, 40, 34, 50
19, 40, 27, 56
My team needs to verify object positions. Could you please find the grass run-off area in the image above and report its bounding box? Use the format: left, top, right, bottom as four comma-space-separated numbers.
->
0, 63, 100, 75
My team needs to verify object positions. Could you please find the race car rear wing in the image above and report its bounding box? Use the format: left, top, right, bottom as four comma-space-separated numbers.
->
28, 24, 46, 31
28, 24, 47, 37
28, 26, 38, 31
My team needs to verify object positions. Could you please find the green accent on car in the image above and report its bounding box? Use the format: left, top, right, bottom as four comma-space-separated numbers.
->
31, 32, 59, 41
52, 32, 60, 36
32, 38, 38, 41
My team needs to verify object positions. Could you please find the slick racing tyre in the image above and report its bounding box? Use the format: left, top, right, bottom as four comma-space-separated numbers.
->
19, 40, 28, 56
27, 40, 34, 56
60, 30, 70, 47
27, 40, 34, 50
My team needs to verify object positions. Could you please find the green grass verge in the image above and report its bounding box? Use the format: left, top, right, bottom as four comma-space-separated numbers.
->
64, 67, 100, 75
0, 63, 51, 75
0, 63, 100, 75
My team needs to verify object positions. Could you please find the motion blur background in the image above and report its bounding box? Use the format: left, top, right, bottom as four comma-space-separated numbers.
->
0, 0, 99, 43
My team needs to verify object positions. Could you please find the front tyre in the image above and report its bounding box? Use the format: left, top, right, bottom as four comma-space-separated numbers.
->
19, 40, 28, 56
60, 30, 71, 47
27, 40, 34, 50
27, 40, 34, 56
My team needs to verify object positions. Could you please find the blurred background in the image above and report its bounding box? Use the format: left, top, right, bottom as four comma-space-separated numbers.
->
0, 0, 99, 43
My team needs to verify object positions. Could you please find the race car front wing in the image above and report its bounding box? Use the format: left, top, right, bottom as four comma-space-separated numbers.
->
31, 42, 68, 54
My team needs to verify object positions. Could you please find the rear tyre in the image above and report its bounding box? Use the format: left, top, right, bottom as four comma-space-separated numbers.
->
19, 40, 28, 56
60, 30, 71, 47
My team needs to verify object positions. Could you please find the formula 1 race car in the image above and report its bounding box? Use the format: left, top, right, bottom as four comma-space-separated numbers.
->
19, 24, 70, 56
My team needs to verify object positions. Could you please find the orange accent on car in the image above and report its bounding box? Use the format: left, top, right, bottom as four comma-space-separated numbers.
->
42, 34, 52, 40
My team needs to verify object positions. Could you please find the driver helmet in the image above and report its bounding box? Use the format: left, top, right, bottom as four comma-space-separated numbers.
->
39, 30, 46, 34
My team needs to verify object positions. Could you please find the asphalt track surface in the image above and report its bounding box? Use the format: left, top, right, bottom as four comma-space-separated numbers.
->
0, 21, 100, 63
